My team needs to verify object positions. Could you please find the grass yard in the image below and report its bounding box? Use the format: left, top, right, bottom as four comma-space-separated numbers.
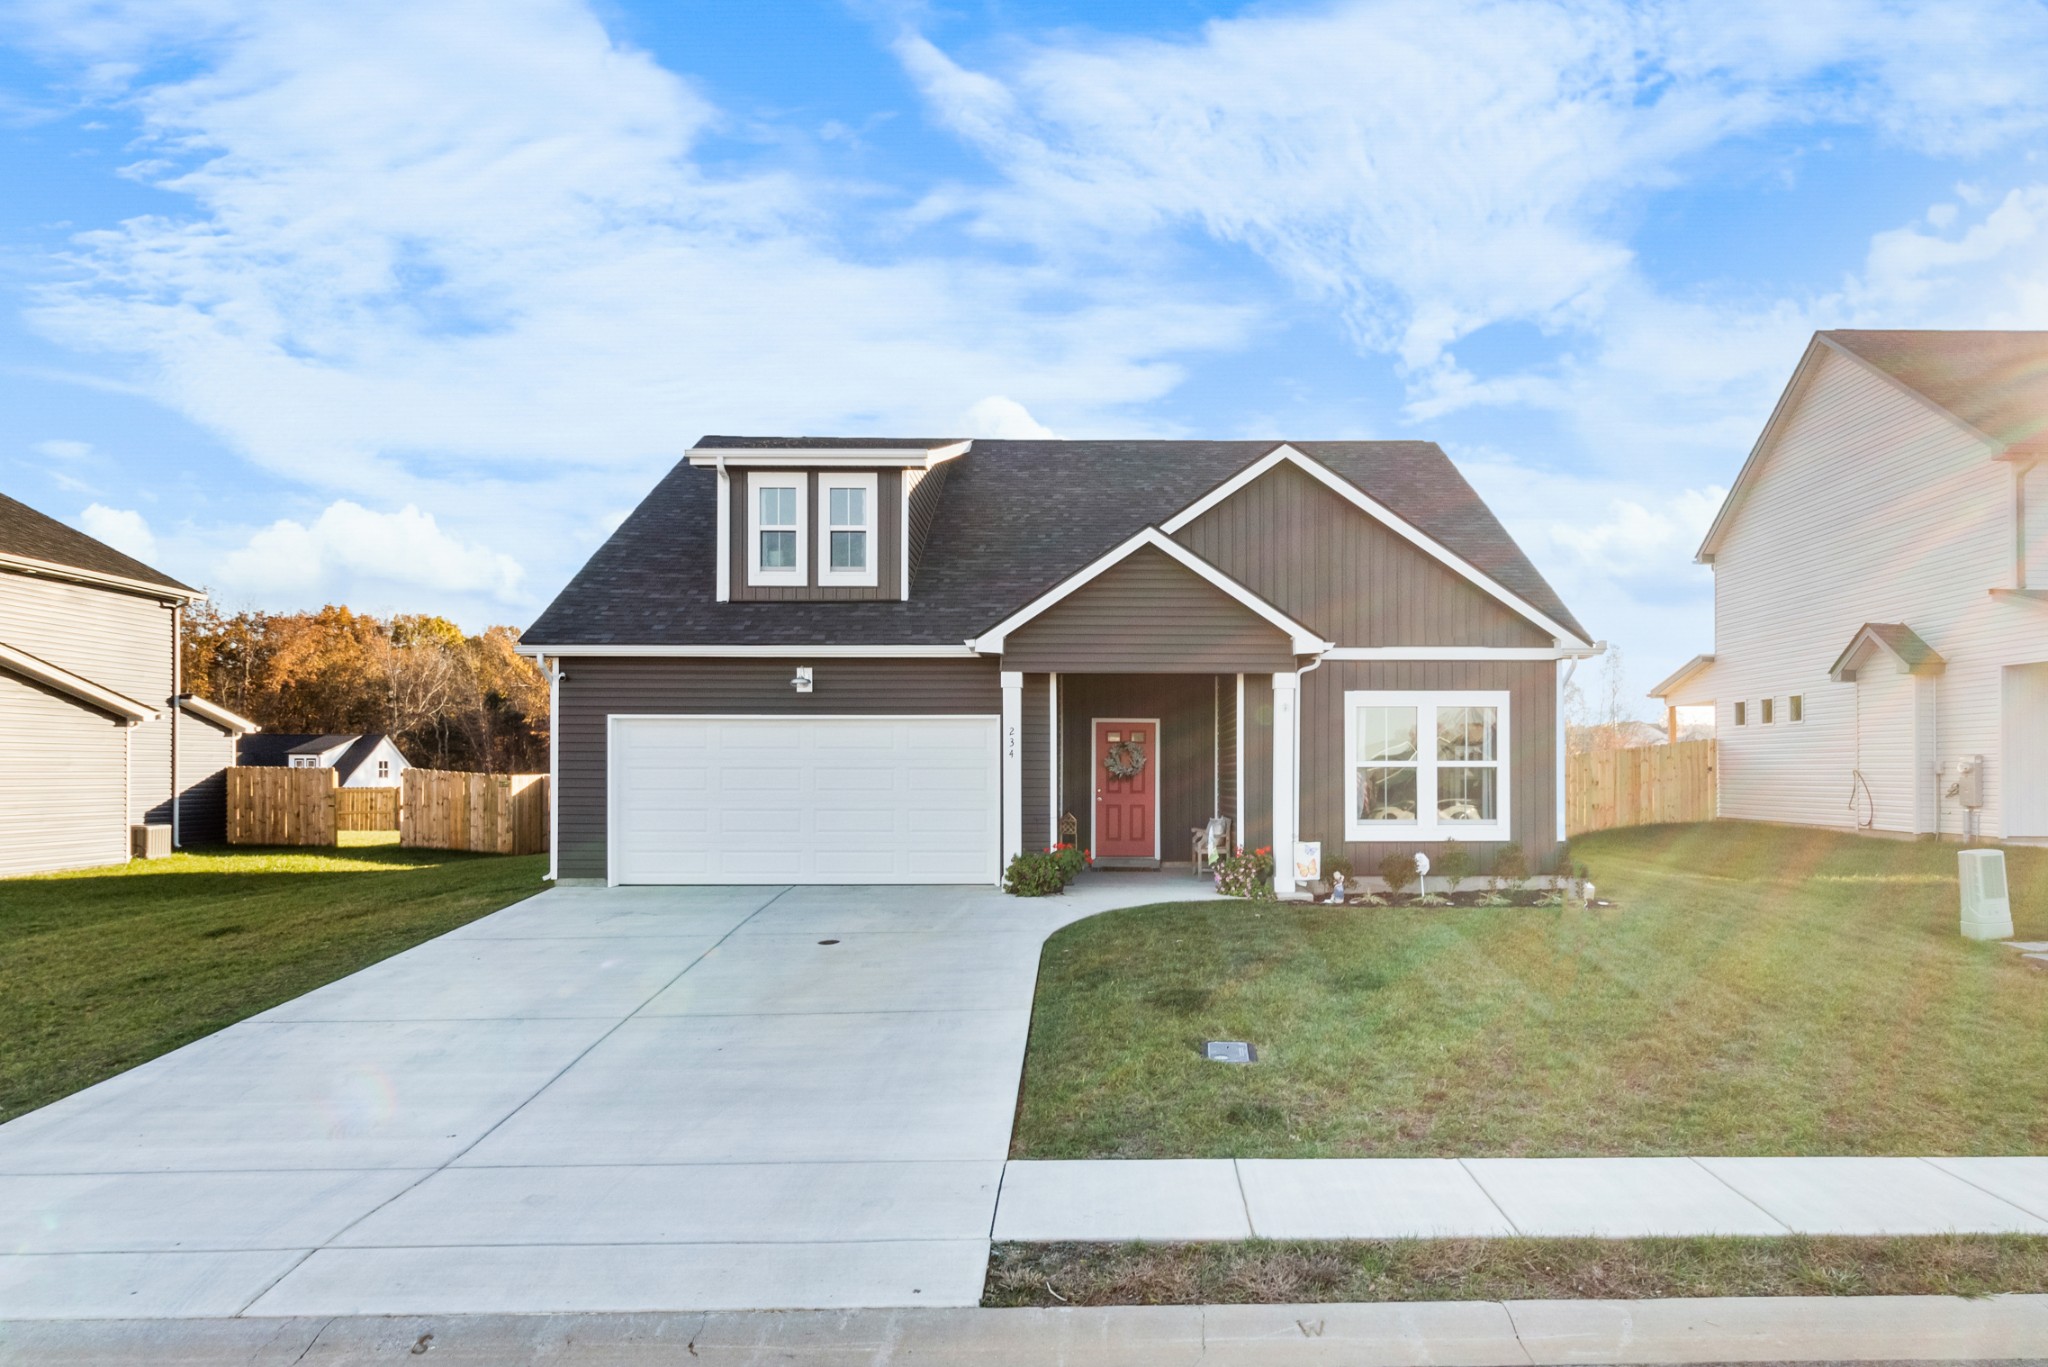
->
0, 844, 545, 1123
1013, 822, 2048, 1159
985, 1236, 2048, 1306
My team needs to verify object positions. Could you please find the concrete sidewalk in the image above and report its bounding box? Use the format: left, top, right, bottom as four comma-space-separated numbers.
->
10, 1294, 2048, 1364
994, 1156, 2048, 1240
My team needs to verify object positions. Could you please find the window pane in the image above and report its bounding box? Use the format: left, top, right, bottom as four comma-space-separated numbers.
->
1437, 706, 1497, 760
1437, 766, 1497, 821
1357, 765, 1417, 821
830, 529, 865, 569
760, 486, 795, 526
828, 486, 865, 526
760, 529, 795, 568
1355, 706, 1418, 762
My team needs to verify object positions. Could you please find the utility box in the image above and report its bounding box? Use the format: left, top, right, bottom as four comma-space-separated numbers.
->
130, 824, 172, 861
1959, 849, 2013, 940
1956, 755, 1985, 809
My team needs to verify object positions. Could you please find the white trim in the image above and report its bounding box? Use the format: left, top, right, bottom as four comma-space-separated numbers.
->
817, 471, 879, 589
746, 470, 807, 588
1160, 444, 1591, 647
1048, 672, 1060, 847
1557, 659, 1576, 842
1002, 672, 1024, 874
174, 694, 260, 734
517, 643, 980, 659
0, 641, 156, 722
605, 712, 1002, 887
1091, 715, 1163, 861
1343, 689, 1513, 843
1271, 676, 1298, 895
0, 551, 202, 602
546, 659, 561, 881
901, 470, 917, 600
1234, 673, 1246, 844
971, 526, 1332, 656
714, 453, 731, 602
688, 441, 971, 469
1323, 645, 1603, 661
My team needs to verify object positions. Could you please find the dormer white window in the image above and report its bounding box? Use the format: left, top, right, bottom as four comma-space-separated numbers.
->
818, 472, 878, 588
748, 472, 806, 587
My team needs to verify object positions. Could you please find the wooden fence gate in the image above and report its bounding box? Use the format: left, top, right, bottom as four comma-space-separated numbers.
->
227, 767, 338, 846
400, 769, 549, 855
1566, 740, 1717, 836
334, 787, 401, 831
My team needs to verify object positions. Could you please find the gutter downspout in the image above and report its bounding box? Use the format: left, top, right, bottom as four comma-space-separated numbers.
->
1289, 653, 1326, 899
546, 657, 562, 881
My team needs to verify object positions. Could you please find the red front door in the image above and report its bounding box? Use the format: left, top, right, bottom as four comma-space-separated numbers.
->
1094, 720, 1157, 859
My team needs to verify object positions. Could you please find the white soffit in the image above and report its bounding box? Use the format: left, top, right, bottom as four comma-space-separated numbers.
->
686, 441, 971, 470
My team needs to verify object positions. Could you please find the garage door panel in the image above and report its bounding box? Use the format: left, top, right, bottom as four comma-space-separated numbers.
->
610, 716, 998, 885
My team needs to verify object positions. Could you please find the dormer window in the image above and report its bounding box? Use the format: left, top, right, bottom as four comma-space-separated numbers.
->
748, 473, 806, 586
818, 472, 877, 588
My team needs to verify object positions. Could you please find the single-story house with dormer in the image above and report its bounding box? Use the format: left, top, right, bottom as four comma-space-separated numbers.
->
237, 733, 410, 788
520, 438, 1599, 892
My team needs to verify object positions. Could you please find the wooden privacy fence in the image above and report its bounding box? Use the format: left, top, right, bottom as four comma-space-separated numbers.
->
334, 787, 400, 832
227, 766, 337, 846
1566, 739, 1717, 836
401, 769, 549, 855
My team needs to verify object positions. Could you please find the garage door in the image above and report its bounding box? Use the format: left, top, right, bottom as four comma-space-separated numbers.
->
609, 715, 1001, 884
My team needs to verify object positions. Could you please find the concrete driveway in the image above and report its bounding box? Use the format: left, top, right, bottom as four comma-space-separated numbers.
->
0, 873, 1215, 1319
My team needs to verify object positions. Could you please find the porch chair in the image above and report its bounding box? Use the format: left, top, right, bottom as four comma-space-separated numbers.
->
1192, 816, 1232, 876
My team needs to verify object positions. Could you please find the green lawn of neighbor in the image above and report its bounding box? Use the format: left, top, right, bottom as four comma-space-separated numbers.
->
1, 844, 546, 1122
1012, 822, 2048, 1159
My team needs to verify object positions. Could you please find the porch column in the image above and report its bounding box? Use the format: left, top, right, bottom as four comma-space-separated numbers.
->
1272, 672, 1298, 897
1001, 670, 1024, 874
1048, 672, 1061, 847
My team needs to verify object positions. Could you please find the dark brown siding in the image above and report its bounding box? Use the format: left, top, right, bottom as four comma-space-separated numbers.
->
906, 463, 950, 591
1003, 546, 1298, 673
1023, 673, 1050, 852
1217, 674, 1238, 845
1175, 462, 1551, 647
730, 469, 903, 601
1242, 672, 1274, 850
1297, 659, 1561, 875
557, 655, 1001, 880
1057, 673, 1222, 862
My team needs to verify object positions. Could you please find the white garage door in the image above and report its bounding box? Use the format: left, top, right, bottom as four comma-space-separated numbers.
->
609, 715, 1001, 885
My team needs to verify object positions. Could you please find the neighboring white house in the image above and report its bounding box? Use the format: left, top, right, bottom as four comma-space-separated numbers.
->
1653, 330, 2048, 842
240, 733, 409, 788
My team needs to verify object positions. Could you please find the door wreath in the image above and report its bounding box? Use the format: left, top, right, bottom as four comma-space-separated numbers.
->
1102, 738, 1148, 780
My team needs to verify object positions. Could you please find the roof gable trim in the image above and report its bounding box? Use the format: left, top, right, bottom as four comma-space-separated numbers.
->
0, 641, 157, 722
1161, 443, 1591, 646
970, 527, 1333, 656
1647, 653, 1716, 700
1828, 623, 1946, 682
177, 694, 260, 734
0, 550, 203, 601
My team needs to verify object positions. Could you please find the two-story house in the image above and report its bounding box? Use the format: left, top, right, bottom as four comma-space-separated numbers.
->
1652, 331, 2048, 841
522, 438, 1598, 891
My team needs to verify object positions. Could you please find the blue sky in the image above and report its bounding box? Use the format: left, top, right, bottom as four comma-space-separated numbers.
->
5, 0, 2048, 701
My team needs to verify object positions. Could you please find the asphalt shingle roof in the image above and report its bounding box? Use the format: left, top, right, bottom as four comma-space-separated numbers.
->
0, 491, 196, 594
524, 439, 1588, 647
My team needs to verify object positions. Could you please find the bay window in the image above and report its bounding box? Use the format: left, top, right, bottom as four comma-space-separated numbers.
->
1344, 690, 1510, 840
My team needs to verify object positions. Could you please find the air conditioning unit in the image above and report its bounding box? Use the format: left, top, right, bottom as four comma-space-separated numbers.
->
130, 824, 172, 860
1959, 849, 2013, 940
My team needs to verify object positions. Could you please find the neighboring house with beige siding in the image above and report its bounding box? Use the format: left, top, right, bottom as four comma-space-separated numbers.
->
1653, 331, 2048, 841
523, 438, 1599, 892
0, 492, 257, 877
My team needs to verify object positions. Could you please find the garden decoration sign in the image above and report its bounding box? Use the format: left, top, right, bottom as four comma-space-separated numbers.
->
1103, 736, 1148, 780
1294, 841, 1321, 882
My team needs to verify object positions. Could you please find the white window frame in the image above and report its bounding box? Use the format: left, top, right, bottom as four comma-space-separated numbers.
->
1343, 690, 1511, 842
817, 471, 878, 588
748, 472, 807, 587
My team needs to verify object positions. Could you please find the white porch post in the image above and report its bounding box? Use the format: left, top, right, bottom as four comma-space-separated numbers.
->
1001, 670, 1024, 874
1048, 672, 1060, 846
1272, 672, 1299, 896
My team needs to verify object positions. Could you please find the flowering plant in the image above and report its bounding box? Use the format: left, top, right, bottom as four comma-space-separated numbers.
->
1213, 844, 1276, 900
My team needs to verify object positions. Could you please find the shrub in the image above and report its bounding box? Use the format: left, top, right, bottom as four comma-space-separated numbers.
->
1215, 846, 1276, 899
1377, 851, 1417, 898
1004, 851, 1066, 897
1435, 840, 1473, 897
1049, 843, 1090, 885
1491, 843, 1529, 888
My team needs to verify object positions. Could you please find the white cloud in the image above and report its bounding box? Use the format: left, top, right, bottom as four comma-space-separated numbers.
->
34, 438, 93, 460
77, 502, 156, 560
963, 395, 1058, 439
215, 501, 524, 605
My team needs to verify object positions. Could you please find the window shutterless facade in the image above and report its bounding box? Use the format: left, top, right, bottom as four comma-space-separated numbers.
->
1343, 690, 1510, 841
747, 472, 806, 587
1761, 697, 1774, 724
1788, 694, 1803, 722
818, 472, 878, 588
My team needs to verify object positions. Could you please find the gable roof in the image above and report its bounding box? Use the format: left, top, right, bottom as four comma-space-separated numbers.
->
288, 734, 359, 758
1699, 330, 2048, 562
1647, 653, 1715, 701
1828, 623, 1946, 682
0, 491, 198, 598
523, 439, 1588, 649
177, 694, 260, 735
238, 732, 403, 782
331, 735, 402, 783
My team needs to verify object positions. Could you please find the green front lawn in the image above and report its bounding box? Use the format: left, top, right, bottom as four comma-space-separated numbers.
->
1013, 822, 2048, 1158
1, 845, 546, 1122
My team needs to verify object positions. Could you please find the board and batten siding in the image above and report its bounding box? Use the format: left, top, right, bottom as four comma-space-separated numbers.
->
729, 469, 904, 602
1000, 545, 1298, 674
0, 568, 175, 827
1173, 460, 1552, 648
555, 655, 1002, 881
1299, 658, 1560, 872
1057, 672, 1221, 863
1672, 345, 2048, 838
0, 671, 130, 876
